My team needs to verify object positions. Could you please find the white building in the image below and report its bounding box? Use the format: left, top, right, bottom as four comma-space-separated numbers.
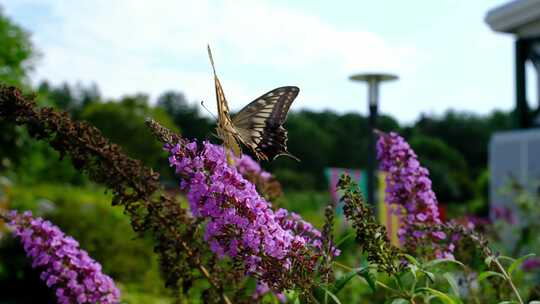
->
486, 1, 540, 220
486, 0, 540, 127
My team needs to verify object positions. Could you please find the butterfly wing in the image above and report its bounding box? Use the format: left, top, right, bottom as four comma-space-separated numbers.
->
232, 86, 299, 161
212, 72, 242, 156
208, 45, 242, 157
213, 68, 232, 127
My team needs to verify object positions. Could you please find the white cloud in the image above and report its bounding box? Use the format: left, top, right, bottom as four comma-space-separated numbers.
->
4, 0, 422, 114
3, 0, 513, 122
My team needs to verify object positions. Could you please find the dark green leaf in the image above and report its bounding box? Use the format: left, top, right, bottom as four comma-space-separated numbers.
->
332, 266, 376, 294
358, 267, 377, 292
335, 232, 355, 248
332, 269, 363, 294
508, 253, 535, 276
400, 253, 420, 266
443, 272, 460, 297
420, 269, 435, 283
477, 271, 505, 282
321, 287, 342, 304
416, 287, 457, 304
424, 258, 465, 270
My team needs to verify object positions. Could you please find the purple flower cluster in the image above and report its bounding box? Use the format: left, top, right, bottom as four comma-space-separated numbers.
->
492, 205, 516, 225
6, 211, 120, 304
522, 257, 540, 272
376, 132, 453, 258
275, 209, 340, 257
232, 151, 283, 202
453, 215, 491, 232
167, 141, 327, 288
234, 154, 272, 181
252, 282, 286, 302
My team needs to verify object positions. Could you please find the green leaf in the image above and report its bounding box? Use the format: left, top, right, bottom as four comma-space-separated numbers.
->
407, 264, 418, 282
496, 301, 518, 304
417, 287, 457, 304
400, 253, 420, 266
477, 271, 505, 282
313, 286, 326, 302
360, 256, 369, 268
321, 286, 342, 304
420, 269, 436, 283
508, 253, 535, 276
240, 277, 258, 297
391, 299, 410, 304
498, 255, 516, 264
443, 272, 460, 297
528, 301, 540, 304
358, 267, 377, 292
284, 290, 300, 304
332, 266, 376, 294
425, 258, 466, 270
332, 268, 365, 294
335, 232, 355, 248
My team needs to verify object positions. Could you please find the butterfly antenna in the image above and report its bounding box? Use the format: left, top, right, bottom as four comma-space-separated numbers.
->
200, 100, 218, 120
207, 44, 217, 77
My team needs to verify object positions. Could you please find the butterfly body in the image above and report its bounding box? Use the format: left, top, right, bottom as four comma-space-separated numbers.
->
207, 46, 299, 161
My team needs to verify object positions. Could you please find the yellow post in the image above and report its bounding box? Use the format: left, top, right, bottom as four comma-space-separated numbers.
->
377, 172, 400, 246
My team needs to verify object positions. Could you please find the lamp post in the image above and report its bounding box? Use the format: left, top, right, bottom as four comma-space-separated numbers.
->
349, 73, 398, 211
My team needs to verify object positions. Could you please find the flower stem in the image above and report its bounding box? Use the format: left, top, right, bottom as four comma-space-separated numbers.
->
333, 261, 353, 271
493, 257, 523, 304
147, 204, 231, 304
376, 281, 410, 299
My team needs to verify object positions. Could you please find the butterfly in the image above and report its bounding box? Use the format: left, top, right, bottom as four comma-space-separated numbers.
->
207, 45, 299, 162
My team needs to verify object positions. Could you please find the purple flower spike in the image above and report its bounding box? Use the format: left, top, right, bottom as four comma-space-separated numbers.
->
6, 211, 120, 304
377, 132, 454, 258
167, 141, 333, 289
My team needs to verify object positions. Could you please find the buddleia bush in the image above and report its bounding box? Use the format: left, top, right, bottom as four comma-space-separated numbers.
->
1, 85, 539, 304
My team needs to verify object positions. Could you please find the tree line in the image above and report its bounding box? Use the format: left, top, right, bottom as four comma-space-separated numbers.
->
12, 82, 512, 204
0, 7, 515, 211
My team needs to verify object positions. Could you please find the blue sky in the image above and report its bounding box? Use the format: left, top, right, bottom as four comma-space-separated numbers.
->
3, 0, 516, 123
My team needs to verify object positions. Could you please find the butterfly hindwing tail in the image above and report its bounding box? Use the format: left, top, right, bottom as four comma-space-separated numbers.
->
258, 124, 299, 161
